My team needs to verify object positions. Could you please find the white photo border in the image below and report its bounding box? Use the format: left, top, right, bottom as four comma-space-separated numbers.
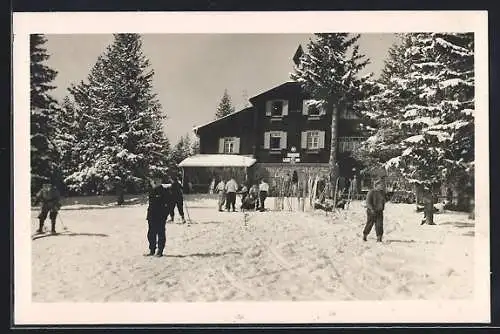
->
12, 10, 490, 325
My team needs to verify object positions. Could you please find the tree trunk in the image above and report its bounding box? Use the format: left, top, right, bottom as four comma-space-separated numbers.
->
116, 182, 125, 206
328, 102, 339, 196
423, 190, 435, 225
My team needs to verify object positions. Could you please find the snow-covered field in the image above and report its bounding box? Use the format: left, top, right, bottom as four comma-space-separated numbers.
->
31, 195, 474, 302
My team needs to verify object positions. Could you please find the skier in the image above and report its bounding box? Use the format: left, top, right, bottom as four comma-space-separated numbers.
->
362, 179, 386, 242
215, 178, 226, 212
33, 182, 62, 234
258, 178, 270, 212
225, 176, 238, 212
168, 175, 186, 224
145, 175, 170, 257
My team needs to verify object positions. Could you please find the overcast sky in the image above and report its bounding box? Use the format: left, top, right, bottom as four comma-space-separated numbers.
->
45, 33, 397, 144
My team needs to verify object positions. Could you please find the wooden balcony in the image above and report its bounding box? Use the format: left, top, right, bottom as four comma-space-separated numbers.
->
338, 136, 366, 153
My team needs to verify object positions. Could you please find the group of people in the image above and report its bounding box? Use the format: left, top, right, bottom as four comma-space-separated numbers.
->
32, 173, 436, 255
213, 177, 270, 212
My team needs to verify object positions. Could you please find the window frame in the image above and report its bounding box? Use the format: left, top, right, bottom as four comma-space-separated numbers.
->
306, 130, 321, 150
269, 132, 282, 150
271, 100, 284, 117
223, 137, 236, 154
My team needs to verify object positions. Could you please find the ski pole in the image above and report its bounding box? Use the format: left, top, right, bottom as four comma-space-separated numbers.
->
58, 212, 68, 231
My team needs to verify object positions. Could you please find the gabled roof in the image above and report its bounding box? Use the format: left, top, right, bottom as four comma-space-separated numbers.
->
193, 107, 253, 134
248, 81, 302, 103
178, 154, 256, 168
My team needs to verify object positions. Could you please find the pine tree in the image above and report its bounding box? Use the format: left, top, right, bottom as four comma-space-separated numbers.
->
54, 96, 81, 193
30, 34, 61, 195
215, 89, 235, 119
171, 134, 194, 165
357, 33, 474, 212
291, 34, 371, 185
353, 34, 412, 169
66, 34, 171, 198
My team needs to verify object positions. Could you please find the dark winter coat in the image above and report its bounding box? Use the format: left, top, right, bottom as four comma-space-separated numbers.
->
34, 187, 61, 211
170, 180, 184, 200
146, 185, 170, 221
366, 189, 386, 212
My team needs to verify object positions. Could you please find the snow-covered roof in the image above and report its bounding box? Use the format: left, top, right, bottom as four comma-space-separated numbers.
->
178, 154, 257, 168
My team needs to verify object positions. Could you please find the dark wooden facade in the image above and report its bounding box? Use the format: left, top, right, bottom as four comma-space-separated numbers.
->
193, 81, 366, 180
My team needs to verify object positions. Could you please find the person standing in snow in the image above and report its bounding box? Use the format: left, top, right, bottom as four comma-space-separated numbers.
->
225, 177, 238, 212
421, 187, 436, 225
33, 182, 62, 234
258, 178, 270, 212
168, 175, 186, 224
145, 176, 170, 257
363, 179, 386, 242
215, 178, 226, 211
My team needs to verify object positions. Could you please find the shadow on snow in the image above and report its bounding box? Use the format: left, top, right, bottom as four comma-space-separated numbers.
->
32, 232, 109, 240
165, 251, 242, 258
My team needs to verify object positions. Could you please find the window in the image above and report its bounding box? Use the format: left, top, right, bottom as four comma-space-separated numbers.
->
223, 137, 236, 153
308, 104, 321, 116
306, 131, 320, 149
270, 132, 282, 150
271, 101, 284, 117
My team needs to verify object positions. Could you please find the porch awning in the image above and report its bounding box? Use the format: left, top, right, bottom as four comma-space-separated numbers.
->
178, 154, 257, 168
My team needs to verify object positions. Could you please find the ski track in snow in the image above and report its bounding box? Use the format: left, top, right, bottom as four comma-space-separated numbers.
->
31, 198, 475, 302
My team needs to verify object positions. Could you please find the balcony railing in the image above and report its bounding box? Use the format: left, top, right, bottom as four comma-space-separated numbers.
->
338, 136, 366, 153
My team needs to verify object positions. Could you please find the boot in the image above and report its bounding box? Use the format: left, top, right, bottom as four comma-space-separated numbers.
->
376, 236, 382, 242
37, 219, 44, 234
181, 217, 186, 224
155, 250, 163, 257
144, 250, 155, 256
362, 234, 367, 242
50, 220, 57, 234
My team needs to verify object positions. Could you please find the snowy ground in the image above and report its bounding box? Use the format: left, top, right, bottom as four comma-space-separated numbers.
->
31, 195, 474, 302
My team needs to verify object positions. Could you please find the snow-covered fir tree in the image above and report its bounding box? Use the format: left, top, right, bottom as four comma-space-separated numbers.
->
170, 134, 194, 165
66, 34, 171, 196
215, 89, 235, 119
30, 34, 61, 195
353, 34, 413, 169
356, 33, 474, 210
291, 34, 371, 184
53, 96, 81, 193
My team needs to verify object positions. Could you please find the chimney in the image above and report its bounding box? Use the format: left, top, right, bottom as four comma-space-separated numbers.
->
293, 45, 304, 66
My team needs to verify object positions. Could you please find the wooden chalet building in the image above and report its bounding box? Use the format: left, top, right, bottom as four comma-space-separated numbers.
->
180, 46, 369, 194
181, 80, 368, 193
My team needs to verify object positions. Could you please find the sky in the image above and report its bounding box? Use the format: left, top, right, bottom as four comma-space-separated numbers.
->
44, 33, 397, 144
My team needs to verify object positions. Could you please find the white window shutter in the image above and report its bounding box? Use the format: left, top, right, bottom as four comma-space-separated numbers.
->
319, 131, 326, 148
265, 101, 272, 116
301, 131, 307, 149
234, 137, 240, 154
218, 138, 224, 153
302, 100, 309, 115
264, 132, 270, 149
281, 131, 287, 149
320, 103, 327, 116
282, 100, 289, 116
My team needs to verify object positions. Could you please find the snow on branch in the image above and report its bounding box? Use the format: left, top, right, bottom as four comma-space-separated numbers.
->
439, 78, 474, 89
